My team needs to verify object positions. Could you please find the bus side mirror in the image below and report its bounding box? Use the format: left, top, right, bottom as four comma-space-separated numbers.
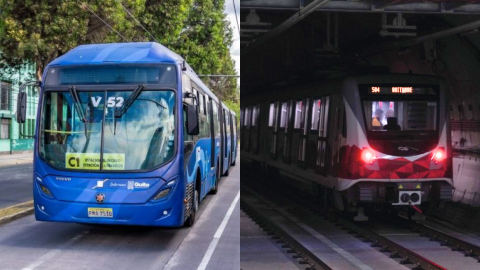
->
186, 104, 200, 135
16, 92, 27, 124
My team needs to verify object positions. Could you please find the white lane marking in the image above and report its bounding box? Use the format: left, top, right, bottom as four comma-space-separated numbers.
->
276, 208, 374, 270
196, 191, 240, 270
21, 231, 89, 270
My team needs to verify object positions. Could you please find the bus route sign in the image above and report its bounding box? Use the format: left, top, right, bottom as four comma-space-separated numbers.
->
65, 153, 125, 170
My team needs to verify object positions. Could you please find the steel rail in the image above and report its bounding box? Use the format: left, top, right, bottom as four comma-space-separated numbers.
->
398, 216, 480, 261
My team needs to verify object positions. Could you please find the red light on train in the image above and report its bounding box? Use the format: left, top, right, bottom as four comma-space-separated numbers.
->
432, 149, 445, 162
361, 148, 376, 163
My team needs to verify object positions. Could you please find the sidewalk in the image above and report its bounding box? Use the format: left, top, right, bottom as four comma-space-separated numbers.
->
0, 152, 33, 168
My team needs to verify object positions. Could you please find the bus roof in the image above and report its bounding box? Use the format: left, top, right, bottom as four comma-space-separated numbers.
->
47, 42, 183, 66
45, 42, 219, 102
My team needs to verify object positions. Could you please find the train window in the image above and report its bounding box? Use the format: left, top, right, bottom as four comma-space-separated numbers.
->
268, 103, 276, 127
252, 104, 260, 126
364, 100, 437, 131
245, 106, 251, 128
311, 99, 322, 130
280, 102, 288, 128
294, 100, 304, 129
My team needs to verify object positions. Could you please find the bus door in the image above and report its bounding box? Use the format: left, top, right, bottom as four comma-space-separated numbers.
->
229, 113, 235, 160
222, 108, 230, 171
267, 102, 280, 159
280, 100, 293, 163
314, 96, 330, 173
232, 115, 238, 162
209, 100, 216, 174
251, 104, 260, 154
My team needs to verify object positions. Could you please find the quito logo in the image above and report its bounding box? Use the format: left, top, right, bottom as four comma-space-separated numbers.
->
398, 147, 409, 151
96, 193, 105, 204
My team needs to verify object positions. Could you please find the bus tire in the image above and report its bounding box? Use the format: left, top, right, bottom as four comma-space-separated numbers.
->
231, 158, 236, 166
185, 189, 199, 227
210, 160, 221, 194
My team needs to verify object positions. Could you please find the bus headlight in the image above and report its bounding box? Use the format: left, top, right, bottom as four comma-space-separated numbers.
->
153, 188, 171, 200
39, 184, 53, 197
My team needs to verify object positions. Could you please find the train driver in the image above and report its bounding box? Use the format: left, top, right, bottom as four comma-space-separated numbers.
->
372, 109, 383, 127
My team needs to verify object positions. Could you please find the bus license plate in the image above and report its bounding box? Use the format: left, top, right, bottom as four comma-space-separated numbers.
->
88, 208, 113, 218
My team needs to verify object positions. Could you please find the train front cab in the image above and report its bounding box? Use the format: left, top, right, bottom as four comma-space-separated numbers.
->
338, 76, 454, 219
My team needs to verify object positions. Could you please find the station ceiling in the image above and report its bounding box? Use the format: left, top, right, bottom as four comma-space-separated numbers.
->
240, 1, 480, 91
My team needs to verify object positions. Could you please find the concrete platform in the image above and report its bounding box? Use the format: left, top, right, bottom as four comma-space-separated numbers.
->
240, 210, 303, 270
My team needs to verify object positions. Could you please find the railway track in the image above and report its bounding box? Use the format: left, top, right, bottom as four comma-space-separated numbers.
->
242, 170, 480, 270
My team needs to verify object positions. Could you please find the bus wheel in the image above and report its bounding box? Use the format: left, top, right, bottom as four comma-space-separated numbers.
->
185, 190, 199, 227
231, 158, 236, 166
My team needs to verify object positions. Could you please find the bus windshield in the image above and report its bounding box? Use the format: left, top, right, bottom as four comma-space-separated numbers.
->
39, 89, 175, 171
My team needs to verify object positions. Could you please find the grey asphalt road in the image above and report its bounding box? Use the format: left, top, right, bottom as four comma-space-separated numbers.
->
0, 159, 239, 270
0, 163, 33, 208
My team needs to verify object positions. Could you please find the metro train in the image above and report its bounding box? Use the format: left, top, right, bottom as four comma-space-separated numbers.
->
241, 74, 453, 220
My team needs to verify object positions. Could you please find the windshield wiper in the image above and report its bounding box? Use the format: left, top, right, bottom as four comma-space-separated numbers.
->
68, 86, 88, 136
115, 84, 145, 118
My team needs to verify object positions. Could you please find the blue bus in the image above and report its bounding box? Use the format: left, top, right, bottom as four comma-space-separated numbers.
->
15, 42, 235, 227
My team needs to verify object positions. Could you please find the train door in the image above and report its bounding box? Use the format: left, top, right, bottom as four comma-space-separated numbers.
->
267, 102, 279, 159
243, 106, 251, 151
313, 96, 330, 173
281, 100, 294, 163
296, 98, 310, 168
251, 104, 260, 154
329, 95, 345, 176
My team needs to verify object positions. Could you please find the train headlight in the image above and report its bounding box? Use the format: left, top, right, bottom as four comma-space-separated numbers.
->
431, 148, 445, 162
361, 148, 376, 163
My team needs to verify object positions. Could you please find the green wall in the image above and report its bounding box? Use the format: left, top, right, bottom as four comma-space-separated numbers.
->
0, 62, 37, 154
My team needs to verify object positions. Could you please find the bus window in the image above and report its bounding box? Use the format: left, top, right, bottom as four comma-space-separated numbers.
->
199, 93, 204, 115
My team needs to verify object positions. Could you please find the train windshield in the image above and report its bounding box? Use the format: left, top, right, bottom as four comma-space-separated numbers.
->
360, 85, 439, 156
39, 90, 175, 171
364, 101, 437, 131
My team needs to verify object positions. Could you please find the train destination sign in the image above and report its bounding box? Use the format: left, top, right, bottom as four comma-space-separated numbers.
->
367, 86, 436, 95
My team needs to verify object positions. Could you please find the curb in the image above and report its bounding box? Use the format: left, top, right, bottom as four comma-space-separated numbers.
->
0, 160, 33, 168
0, 201, 34, 226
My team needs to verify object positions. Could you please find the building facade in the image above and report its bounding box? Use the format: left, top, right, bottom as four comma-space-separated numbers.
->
0, 62, 38, 154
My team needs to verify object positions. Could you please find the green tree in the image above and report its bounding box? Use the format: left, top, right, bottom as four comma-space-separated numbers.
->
0, 0, 238, 101
0, 0, 137, 80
